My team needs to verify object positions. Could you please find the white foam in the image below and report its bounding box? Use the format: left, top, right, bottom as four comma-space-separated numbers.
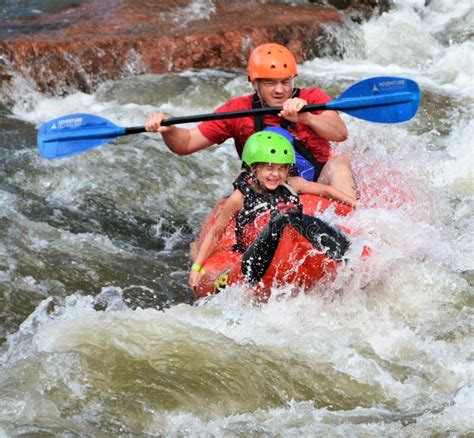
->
420, 0, 473, 34
429, 41, 474, 92
431, 118, 474, 191
361, 7, 441, 68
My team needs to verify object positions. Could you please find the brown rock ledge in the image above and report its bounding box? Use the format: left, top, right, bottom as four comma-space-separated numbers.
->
0, 0, 388, 95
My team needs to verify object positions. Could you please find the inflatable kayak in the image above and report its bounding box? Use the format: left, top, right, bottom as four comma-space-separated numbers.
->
193, 194, 354, 299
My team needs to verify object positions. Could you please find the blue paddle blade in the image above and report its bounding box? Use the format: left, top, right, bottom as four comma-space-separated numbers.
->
37, 113, 126, 159
327, 76, 421, 123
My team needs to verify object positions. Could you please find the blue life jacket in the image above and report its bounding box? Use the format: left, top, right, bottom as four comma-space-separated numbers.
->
252, 90, 325, 182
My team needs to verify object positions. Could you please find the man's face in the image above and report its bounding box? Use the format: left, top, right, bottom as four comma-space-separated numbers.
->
254, 77, 293, 107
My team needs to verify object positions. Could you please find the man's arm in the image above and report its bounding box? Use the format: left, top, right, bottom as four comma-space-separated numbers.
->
300, 110, 348, 142
145, 112, 213, 155
280, 99, 348, 142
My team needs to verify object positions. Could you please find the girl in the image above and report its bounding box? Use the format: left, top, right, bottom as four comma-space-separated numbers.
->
189, 131, 356, 292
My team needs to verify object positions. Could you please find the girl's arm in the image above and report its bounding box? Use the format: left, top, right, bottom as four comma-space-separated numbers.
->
189, 191, 244, 290
288, 176, 357, 208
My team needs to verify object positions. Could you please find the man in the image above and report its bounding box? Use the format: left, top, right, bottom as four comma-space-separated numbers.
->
145, 43, 356, 198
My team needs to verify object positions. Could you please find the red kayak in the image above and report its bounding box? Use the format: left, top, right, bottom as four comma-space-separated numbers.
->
193, 194, 355, 299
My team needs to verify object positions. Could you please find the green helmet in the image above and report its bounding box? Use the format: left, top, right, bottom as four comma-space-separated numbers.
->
242, 132, 295, 166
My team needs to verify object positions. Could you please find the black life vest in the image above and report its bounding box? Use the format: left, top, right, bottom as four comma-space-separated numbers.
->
233, 170, 302, 252
252, 89, 324, 182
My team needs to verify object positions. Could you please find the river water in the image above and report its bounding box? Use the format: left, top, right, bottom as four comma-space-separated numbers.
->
0, 0, 473, 436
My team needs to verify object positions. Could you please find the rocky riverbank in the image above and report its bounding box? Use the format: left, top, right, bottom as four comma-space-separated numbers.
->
0, 0, 390, 95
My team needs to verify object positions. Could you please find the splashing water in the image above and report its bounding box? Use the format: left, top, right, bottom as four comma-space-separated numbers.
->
0, 0, 473, 435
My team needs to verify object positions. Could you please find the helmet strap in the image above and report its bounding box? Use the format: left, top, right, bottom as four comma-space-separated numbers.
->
249, 164, 264, 191
253, 81, 267, 108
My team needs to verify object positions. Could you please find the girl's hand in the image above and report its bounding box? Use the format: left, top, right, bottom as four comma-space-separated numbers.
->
188, 268, 203, 291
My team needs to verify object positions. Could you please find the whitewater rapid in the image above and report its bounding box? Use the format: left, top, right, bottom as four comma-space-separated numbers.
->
0, 0, 472, 435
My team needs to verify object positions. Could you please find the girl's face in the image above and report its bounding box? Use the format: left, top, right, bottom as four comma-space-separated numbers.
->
253, 163, 289, 190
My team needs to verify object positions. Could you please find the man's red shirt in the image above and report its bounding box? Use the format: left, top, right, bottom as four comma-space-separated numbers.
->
198, 87, 333, 162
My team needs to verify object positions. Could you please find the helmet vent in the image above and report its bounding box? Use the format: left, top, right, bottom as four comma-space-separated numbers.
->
270, 149, 276, 154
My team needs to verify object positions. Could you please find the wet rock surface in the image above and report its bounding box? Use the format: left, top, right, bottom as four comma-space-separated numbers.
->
0, 0, 389, 94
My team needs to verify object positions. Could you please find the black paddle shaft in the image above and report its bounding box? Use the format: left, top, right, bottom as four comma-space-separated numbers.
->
124, 103, 327, 134
160, 104, 326, 126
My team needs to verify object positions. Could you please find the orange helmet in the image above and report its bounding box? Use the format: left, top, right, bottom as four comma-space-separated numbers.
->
247, 43, 297, 81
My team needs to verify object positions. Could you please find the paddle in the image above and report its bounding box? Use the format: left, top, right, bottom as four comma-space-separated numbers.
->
37, 76, 420, 159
